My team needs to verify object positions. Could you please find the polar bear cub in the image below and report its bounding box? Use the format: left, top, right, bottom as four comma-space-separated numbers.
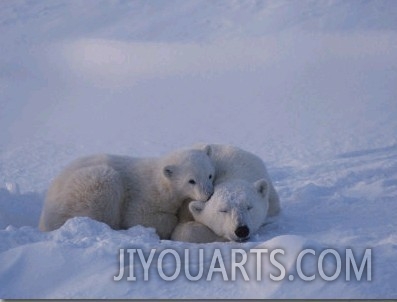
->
39, 147, 215, 239
172, 144, 280, 243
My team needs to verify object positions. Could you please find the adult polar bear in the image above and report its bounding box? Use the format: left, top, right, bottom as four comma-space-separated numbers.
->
172, 144, 280, 243
39, 147, 215, 239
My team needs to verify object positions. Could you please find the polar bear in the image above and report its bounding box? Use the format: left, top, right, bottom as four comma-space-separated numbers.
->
172, 144, 280, 243
39, 147, 215, 239
172, 179, 270, 242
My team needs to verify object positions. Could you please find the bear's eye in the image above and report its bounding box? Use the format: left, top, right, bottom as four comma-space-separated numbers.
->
188, 179, 196, 185
209, 174, 213, 180
219, 209, 228, 213
247, 206, 253, 211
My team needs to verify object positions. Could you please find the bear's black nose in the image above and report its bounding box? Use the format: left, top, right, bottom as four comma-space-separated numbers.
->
234, 225, 250, 238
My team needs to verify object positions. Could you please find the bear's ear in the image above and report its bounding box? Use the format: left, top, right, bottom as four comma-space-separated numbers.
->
189, 200, 206, 215
163, 165, 176, 178
203, 145, 212, 156
254, 179, 269, 198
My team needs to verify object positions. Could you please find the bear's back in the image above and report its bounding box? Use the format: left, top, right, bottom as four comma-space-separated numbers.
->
206, 144, 269, 183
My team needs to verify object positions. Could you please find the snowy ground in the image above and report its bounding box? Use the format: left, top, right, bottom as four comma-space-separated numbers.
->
1, 0, 397, 298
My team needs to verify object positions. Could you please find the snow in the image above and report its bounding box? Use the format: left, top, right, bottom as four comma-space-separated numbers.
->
1, 0, 397, 298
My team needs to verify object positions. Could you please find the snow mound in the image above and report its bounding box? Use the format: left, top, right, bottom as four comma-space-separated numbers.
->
0, 217, 345, 299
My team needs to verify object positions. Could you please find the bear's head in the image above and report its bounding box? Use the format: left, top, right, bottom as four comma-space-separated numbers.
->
162, 146, 215, 202
189, 179, 269, 242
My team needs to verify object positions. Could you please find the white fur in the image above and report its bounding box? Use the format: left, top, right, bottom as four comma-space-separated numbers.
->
172, 144, 280, 243
171, 221, 227, 243
39, 147, 215, 239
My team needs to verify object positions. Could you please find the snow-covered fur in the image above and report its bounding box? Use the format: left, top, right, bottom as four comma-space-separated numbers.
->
172, 144, 280, 242
39, 147, 215, 239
